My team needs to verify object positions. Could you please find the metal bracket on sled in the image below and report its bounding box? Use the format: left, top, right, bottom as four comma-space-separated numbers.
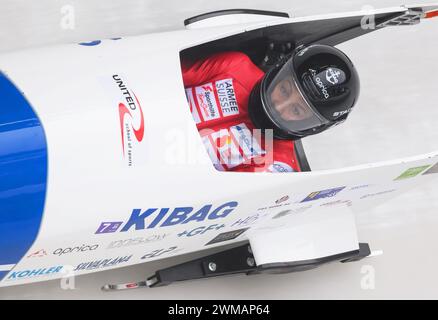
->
146, 243, 257, 288
146, 242, 371, 288
102, 242, 371, 291
376, 9, 424, 28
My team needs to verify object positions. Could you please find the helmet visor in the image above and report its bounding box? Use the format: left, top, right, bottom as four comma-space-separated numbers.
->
263, 59, 329, 133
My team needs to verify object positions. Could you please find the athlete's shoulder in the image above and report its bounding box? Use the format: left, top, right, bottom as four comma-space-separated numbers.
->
203, 51, 254, 67
182, 51, 260, 86
215, 51, 251, 60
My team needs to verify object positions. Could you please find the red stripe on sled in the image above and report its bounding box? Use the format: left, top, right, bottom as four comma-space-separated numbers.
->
426, 10, 438, 19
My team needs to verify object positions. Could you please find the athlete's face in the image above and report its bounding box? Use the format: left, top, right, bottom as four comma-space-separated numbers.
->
270, 76, 314, 121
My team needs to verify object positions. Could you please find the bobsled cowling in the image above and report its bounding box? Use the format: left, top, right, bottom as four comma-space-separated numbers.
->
0, 4, 438, 287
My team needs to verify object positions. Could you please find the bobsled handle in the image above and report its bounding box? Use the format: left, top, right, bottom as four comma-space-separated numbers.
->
184, 9, 290, 29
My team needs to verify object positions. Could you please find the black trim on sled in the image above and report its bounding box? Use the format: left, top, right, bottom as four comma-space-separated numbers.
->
180, 11, 407, 64
253, 243, 371, 274
184, 9, 290, 26
294, 139, 311, 172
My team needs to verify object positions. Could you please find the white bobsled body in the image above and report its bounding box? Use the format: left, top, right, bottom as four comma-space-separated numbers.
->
0, 4, 438, 287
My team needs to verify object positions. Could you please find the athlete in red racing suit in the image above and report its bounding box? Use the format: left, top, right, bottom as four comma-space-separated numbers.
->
182, 52, 301, 173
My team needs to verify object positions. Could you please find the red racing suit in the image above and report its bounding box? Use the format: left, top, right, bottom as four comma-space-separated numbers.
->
182, 51, 300, 172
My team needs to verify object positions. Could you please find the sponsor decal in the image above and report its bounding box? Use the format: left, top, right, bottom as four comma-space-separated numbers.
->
141, 246, 180, 260
320, 199, 352, 207
177, 224, 225, 238
315, 77, 330, 99
107, 234, 169, 249
79, 40, 101, 46
205, 228, 249, 246
78, 38, 121, 46
195, 83, 220, 121
333, 108, 351, 117
53, 244, 99, 256
394, 165, 431, 180
257, 199, 292, 211
301, 187, 346, 202
185, 88, 201, 124
7, 266, 63, 281
210, 129, 243, 168
272, 205, 313, 219
95, 221, 124, 234
350, 184, 370, 190
205, 124, 265, 169
268, 162, 294, 173
231, 213, 267, 227
95, 201, 238, 234
326, 68, 342, 85
360, 189, 396, 199
187, 79, 240, 124
74, 255, 132, 271
27, 249, 47, 258
230, 123, 264, 158
111, 74, 145, 167
313, 67, 346, 101
215, 79, 239, 116
275, 195, 289, 205
201, 136, 225, 171
423, 162, 438, 175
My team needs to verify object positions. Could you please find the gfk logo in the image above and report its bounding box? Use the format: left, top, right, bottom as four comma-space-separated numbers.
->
118, 92, 145, 156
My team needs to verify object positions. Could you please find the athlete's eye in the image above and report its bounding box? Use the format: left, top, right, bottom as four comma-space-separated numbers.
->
292, 106, 301, 116
280, 85, 288, 97
279, 80, 293, 98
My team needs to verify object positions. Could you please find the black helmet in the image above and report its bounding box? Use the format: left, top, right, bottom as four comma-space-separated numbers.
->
249, 44, 360, 140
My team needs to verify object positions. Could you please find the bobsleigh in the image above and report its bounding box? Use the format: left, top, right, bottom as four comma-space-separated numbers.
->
1, 4, 438, 290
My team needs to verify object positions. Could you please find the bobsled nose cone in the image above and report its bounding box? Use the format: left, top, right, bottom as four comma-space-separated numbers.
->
0, 72, 48, 281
